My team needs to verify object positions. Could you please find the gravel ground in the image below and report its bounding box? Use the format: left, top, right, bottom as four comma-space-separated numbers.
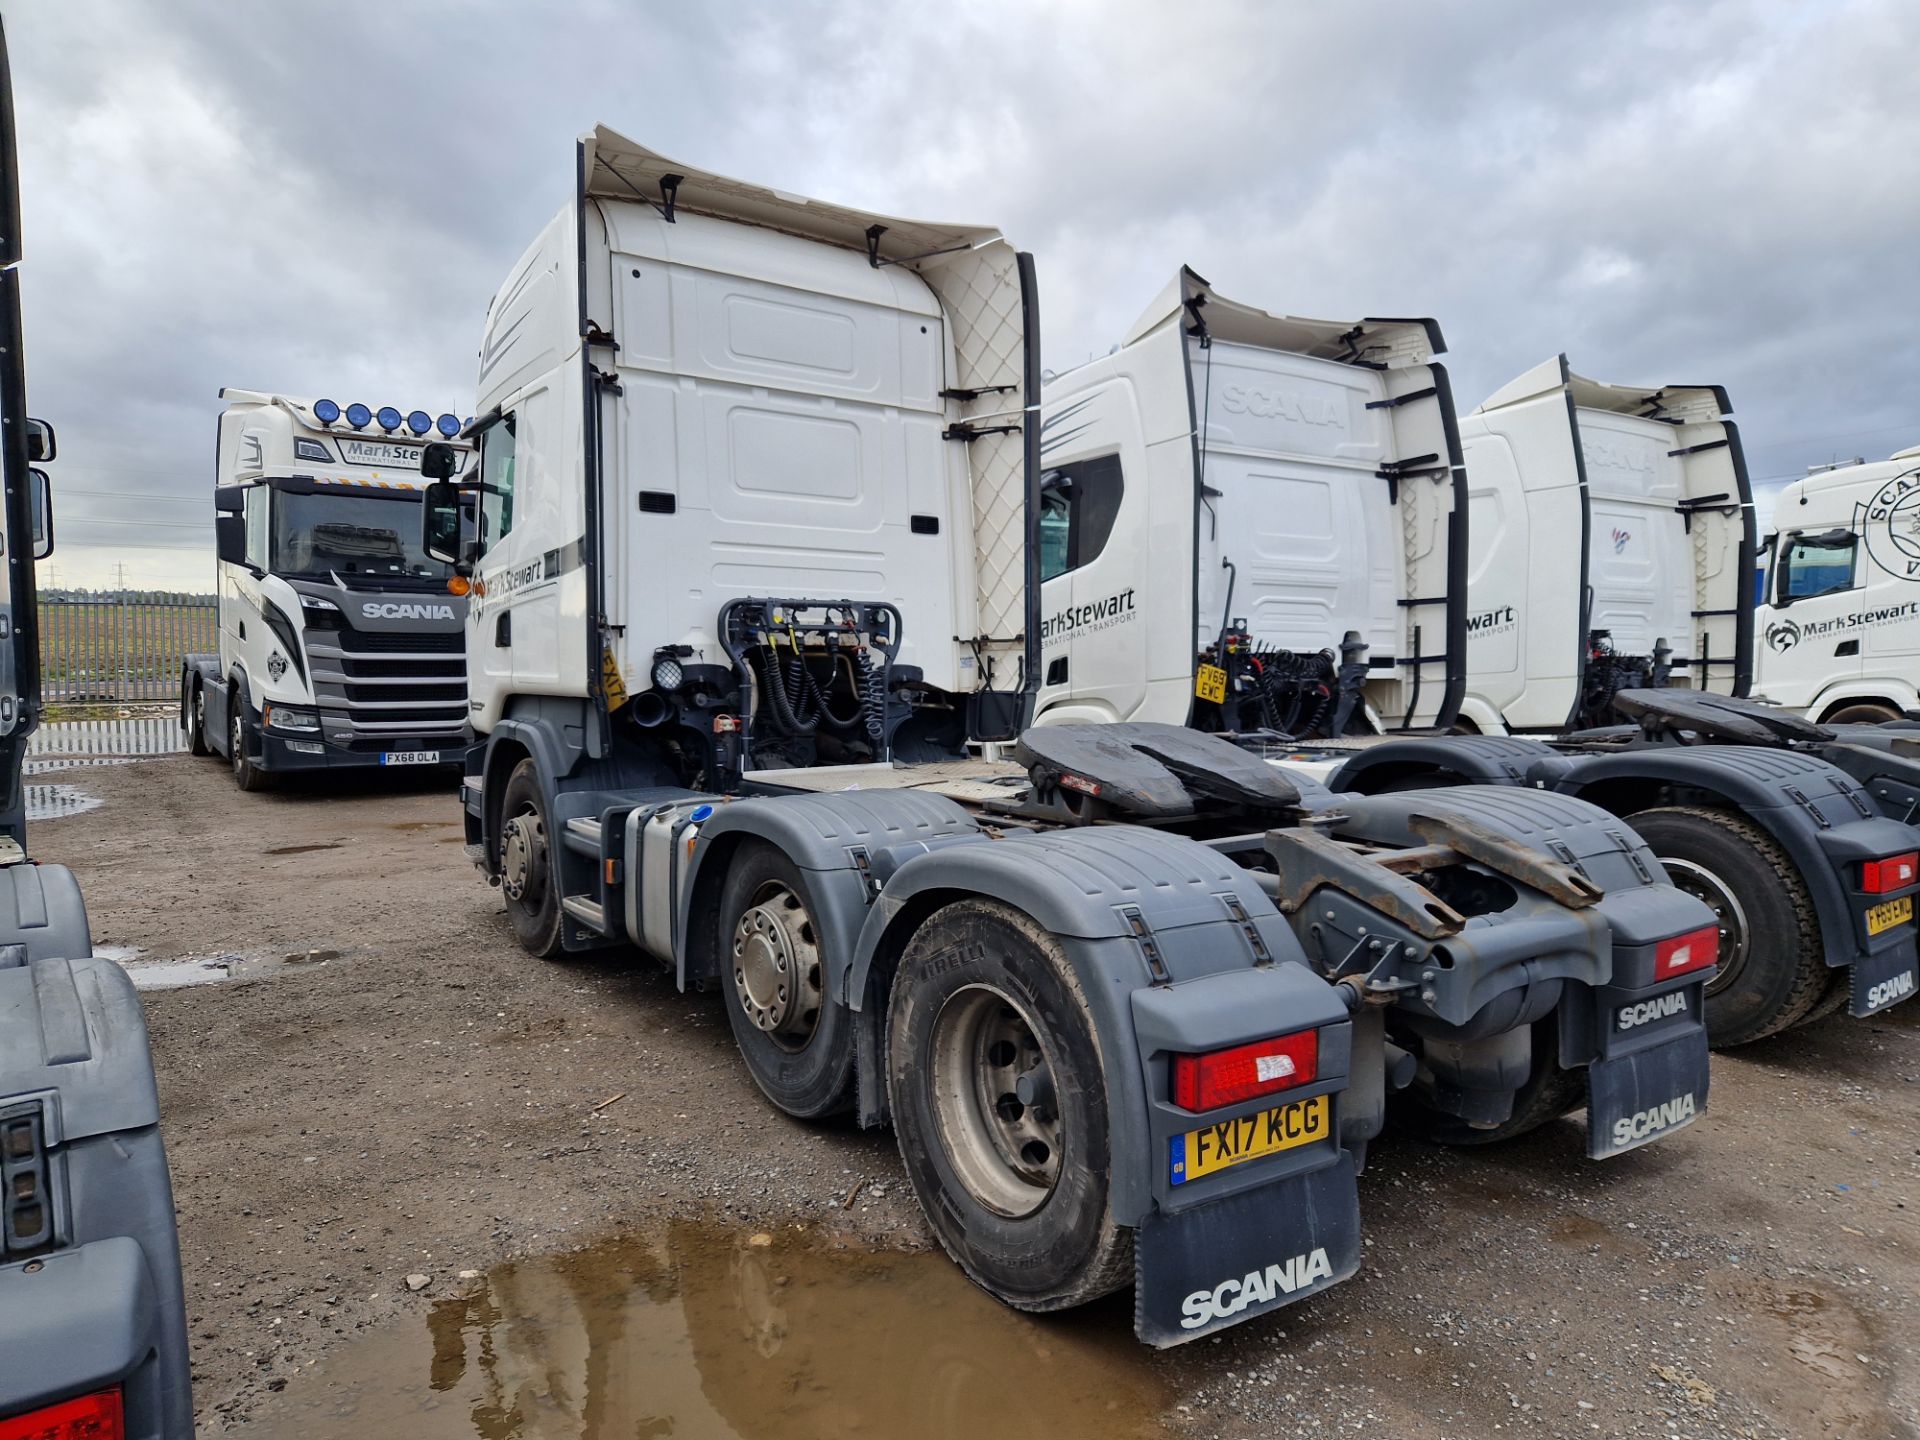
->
33, 752, 1920, 1438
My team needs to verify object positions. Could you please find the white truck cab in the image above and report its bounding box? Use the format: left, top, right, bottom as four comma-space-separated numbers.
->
1753, 445, 1920, 723
1034, 269, 1466, 736
181, 390, 475, 788
1455, 358, 1755, 732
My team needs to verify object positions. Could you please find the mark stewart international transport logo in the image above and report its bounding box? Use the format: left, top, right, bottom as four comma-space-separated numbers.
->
1763, 618, 1799, 653
1859, 470, 1920, 580
1766, 603, 1919, 652
1039, 587, 1137, 642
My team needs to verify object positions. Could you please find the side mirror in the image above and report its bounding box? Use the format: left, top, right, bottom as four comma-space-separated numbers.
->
420, 441, 458, 481
28, 467, 52, 559
213, 485, 246, 514
215, 512, 247, 566
25, 418, 55, 464
421, 480, 462, 565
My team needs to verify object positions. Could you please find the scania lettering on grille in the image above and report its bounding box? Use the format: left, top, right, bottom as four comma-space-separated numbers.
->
1179, 1247, 1333, 1329
361, 602, 456, 621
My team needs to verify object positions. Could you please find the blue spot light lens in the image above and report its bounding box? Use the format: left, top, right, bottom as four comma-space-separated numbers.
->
345, 403, 372, 428
436, 413, 460, 437
407, 410, 432, 436
313, 398, 341, 425
376, 406, 402, 432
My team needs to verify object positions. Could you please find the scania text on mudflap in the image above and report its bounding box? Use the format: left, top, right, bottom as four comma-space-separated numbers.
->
0, 18, 194, 1431
423, 134, 1727, 1344
1330, 688, 1920, 1044
179, 389, 476, 790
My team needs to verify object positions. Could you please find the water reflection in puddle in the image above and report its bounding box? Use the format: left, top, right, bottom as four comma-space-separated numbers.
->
247, 1221, 1165, 1440
30, 715, 186, 759
26, 783, 104, 820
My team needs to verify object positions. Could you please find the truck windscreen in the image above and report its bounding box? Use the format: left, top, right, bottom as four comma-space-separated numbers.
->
271, 488, 450, 583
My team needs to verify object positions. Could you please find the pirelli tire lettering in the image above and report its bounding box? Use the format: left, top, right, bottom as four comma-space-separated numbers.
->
1040, 587, 1137, 643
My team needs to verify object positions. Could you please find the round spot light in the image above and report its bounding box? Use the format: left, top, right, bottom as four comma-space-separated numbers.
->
313, 398, 341, 425
376, 406, 402, 432
436, 413, 461, 437
651, 657, 684, 692
345, 403, 372, 428
407, 410, 432, 436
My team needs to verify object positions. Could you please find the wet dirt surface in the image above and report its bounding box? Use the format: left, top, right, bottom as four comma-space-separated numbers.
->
35, 753, 1920, 1439
244, 1220, 1166, 1440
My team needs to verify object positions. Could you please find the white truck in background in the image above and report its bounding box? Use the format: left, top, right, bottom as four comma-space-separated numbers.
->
1752, 445, 1920, 724
180, 391, 475, 789
1034, 268, 1466, 737
1454, 359, 1755, 733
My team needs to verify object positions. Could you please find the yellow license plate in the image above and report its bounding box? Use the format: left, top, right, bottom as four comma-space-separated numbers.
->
1867, 895, 1914, 936
1195, 663, 1228, 704
1171, 1093, 1328, 1186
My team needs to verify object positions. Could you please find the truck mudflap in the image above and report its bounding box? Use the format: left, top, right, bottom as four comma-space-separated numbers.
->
1134, 1153, 1360, 1346
1849, 942, 1920, 1017
1584, 1027, 1709, 1157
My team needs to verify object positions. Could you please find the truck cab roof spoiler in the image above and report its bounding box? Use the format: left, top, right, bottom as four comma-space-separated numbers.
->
581, 125, 1006, 267
1475, 355, 1732, 426
1119, 266, 1443, 367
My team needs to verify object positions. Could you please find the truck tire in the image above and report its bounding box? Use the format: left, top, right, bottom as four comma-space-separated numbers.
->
1397, 1019, 1585, 1147
1626, 806, 1824, 1046
1823, 702, 1901, 726
716, 840, 856, 1119
229, 698, 273, 792
185, 682, 210, 757
498, 759, 563, 958
886, 899, 1131, 1311
1799, 967, 1852, 1027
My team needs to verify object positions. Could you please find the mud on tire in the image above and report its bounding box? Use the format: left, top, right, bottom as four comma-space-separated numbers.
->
1627, 805, 1825, 1047
716, 840, 856, 1120
886, 899, 1131, 1311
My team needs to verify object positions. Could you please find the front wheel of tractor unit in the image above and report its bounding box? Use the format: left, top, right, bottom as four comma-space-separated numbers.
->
229, 702, 273, 792
498, 758, 564, 959
716, 840, 856, 1119
1627, 806, 1824, 1047
886, 899, 1131, 1311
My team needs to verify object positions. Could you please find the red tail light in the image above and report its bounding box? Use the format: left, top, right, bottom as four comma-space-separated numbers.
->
1860, 851, 1919, 894
1172, 1030, 1318, 1112
1655, 924, 1720, 980
0, 1388, 124, 1440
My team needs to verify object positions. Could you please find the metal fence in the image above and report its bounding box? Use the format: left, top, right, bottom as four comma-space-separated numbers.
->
36, 591, 217, 703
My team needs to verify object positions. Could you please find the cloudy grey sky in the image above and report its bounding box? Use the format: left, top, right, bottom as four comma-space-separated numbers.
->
14, 0, 1919, 590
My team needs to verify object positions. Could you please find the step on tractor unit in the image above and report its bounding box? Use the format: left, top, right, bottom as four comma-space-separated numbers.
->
419, 130, 1720, 1345
181, 390, 476, 790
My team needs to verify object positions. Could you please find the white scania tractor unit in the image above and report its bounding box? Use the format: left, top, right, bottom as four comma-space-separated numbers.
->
1453, 358, 1755, 735
419, 130, 1723, 1345
180, 390, 475, 789
1033, 268, 1465, 738
1753, 445, 1920, 724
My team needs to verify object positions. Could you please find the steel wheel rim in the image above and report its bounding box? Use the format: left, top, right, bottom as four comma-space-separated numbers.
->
1660, 855, 1750, 999
730, 880, 824, 1051
193, 689, 205, 739
927, 984, 1062, 1218
230, 710, 244, 774
500, 806, 546, 906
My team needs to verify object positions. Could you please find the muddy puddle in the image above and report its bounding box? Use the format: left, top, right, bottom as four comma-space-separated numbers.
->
26, 782, 106, 820
98, 944, 339, 991
243, 1221, 1166, 1440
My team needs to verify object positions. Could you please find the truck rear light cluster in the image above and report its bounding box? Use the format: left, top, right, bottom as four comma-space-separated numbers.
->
1655, 924, 1720, 980
1172, 1030, 1318, 1112
1859, 851, 1919, 894
0, 1388, 123, 1440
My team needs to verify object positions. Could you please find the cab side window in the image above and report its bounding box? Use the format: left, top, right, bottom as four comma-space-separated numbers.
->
1776, 530, 1856, 604
1037, 454, 1124, 582
244, 487, 269, 570
479, 413, 518, 551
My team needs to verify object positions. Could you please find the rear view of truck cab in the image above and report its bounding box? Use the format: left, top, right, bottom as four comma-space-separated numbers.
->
1456, 358, 1756, 733
1034, 268, 1467, 737
180, 391, 475, 788
1754, 446, 1920, 725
